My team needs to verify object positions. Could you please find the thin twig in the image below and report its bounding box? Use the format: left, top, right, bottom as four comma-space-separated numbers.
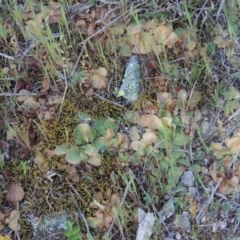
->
70, 42, 86, 77
0, 92, 36, 97
106, 179, 131, 237
216, 0, 225, 20
58, 66, 68, 120
0, 52, 15, 60
93, 93, 124, 108
70, 192, 90, 234
196, 178, 223, 223
66, 180, 89, 234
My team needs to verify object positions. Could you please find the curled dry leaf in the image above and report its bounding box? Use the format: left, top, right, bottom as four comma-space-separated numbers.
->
6, 183, 24, 209
117, 134, 129, 150
65, 165, 79, 183
156, 92, 172, 106
89, 200, 106, 211
132, 32, 156, 54
217, 175, 240, 195
129, 126, 140, 141
188, 91, 201, 109
233, 128, 240, 137
87, 194, 120, 231
154, 25, 178, 48
141, 131, 157, 145
186, 40, 196, 51
131, 140, 147, 153
34, 152, 49, 174
102, 128, 114, 141
136, 114, 163, 130
142, 100, 158, 114
210, 142, 229, 159
222, 156, 232, 169
5, 210, 20, 231
91, 74, 107, 89
84, 144, 101, 166
225, 137, 240, 153
47, 3, 62, 24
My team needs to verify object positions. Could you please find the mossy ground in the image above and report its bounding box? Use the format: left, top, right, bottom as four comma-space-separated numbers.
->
1, 0, 240, 239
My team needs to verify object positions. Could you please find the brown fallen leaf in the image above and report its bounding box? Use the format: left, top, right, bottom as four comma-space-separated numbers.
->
142, 100, 158, 114
6, 183, 24, 210
34, 152, 49, 174
65, 165, 79, 183
136, 114, 163, 130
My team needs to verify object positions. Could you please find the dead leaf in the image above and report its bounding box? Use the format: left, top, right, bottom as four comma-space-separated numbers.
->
131, 140, 147, 152
188, 91, 201, 109
136, 114, 163, 130
87, 23, 95, 36
42, 78, 50, 92
47, 1, 62, 24
129, 126, 140, 141
84, 144, 101, 166
5, 210, 20, 231
102, 128, 114, 141
89, 200, 106, 211
186, 40, 196, 51
141, 131, 157, 145
117, 134, 129, 150
34, 152, 49, 174
91, 74, 107, 89
65, 165, 79, 183
142, 100, 158, 114
225, 137, 240, 153
212, 148, 229, 159
6, 183, 24, 209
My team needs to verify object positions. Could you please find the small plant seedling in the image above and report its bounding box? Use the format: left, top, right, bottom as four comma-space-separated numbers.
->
20, 161, 31, 175
64, 221, 82, 240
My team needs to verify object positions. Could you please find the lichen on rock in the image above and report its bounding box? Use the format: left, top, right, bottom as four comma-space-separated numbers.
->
118, 55, 141, 105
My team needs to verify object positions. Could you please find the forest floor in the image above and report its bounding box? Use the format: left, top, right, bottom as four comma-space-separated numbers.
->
1, 0, 240, 239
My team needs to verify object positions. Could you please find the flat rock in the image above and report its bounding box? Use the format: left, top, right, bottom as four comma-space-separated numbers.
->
118, 55, 141, 105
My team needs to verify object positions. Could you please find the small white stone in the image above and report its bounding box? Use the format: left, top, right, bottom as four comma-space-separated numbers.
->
176, 232, 181, 239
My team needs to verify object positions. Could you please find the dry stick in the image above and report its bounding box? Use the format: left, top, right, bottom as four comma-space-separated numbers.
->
70, 193, 91, 235
70, 42, 86, 77
65, 2, 95, 13
193, 0, 209, 26
93, 93, 124, 108
216, 0, 225, 20
66, 180, 90, 234
106, 180, 131, 238
196, 178, 223, 223
0, 92, 36, 97
0, 52, 15, 60
58, 66, 68, 120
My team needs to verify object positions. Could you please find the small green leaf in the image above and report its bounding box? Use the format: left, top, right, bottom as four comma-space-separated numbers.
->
174, 133, 190, 146
177, 158, 190, 167
168, 166, 182, 188
119, 44, 132, 57
54, 144, 69, 155
75, 123, 96, 145
65, 146, 83, 164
